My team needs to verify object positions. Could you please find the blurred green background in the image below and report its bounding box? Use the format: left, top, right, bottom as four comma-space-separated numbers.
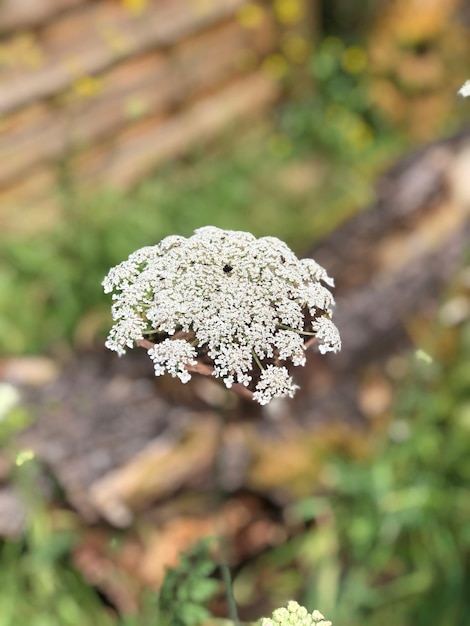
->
1, 0, 470, 624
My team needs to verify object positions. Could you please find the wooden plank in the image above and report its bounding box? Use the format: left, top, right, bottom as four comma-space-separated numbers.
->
0, 167, 59, 234
307, 131, 470, 374
0, 17, 277, 186
0, 71, 278, 233
0, 103, 66, 186
73, 72, 279, 187
0, 0, 248, 115
0, 0, 85, 32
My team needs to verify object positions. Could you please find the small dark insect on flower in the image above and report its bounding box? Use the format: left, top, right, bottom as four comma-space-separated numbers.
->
223, 264, 233, 273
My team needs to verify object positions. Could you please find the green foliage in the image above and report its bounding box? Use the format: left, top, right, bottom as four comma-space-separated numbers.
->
156, 538, 219, 626
0, 479, 220, 626
0, 538, 115, 626
248, 322, 470, 626
279, 36, 403, 162
0, 463, 115, 626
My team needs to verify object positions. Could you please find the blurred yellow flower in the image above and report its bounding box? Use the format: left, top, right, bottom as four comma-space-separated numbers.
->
190, 0, 213, 15
274, 0, 304, 25
17, 34, 44, 69
121, 0, 147, 15
269, 133, 293, 157
281, 33, 311, 63
415, 349, 433, 363
237, 2, 265, 29
347, 120, 374, 151
72, 75, 103, 99
341, 46, 367, 74
235, 48, 258, 71
262, 53, 289, 80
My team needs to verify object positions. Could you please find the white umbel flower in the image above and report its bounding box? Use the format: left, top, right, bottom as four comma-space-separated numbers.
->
103, 227, 341, 404
260, 601, 332, 626
458, 80, 470, 97
147, 339, 197, 383
252, 365, 298, 405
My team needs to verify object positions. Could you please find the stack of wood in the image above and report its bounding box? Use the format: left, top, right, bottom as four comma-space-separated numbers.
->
0, 0, 299, 234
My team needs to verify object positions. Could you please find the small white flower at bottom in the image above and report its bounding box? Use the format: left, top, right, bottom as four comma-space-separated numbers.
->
260, 600, 332, 626
253, 365, 298, 405
147, 339, 197, 384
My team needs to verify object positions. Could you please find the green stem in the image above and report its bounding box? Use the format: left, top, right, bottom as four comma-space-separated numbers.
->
277, 323, 317, 336
252, 350, 264, 371
220, 556, 240, 626
214, 407, 241, 626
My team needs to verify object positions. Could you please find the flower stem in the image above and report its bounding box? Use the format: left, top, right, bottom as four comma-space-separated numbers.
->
277, 323, 317, 336
214, 407, 241, 626
220, 556, 240, 626
252, 350, 264, 371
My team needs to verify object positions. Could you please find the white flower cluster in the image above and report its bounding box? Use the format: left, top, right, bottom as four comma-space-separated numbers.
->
103, 226, 340, 404
260, 601, 332, 626
147, 338, 197, 384
458, 80, 470, 98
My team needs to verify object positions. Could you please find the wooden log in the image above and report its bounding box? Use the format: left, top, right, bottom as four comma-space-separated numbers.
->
88, 413, 220, 526
0, 167, 60, 234
72, 72, 279, 187
0, 0, 86, 32
307, 131, 470, 370
294, 130, 470, 428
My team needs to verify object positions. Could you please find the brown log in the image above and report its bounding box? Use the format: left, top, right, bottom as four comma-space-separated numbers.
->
307, 131, 470, 371
0, 0, 86, 32
0, 0, 87, 33
0, 167, 60, 235
88, 413, 220, 526
292, 130, 470, 429
72, 72, 279, 187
